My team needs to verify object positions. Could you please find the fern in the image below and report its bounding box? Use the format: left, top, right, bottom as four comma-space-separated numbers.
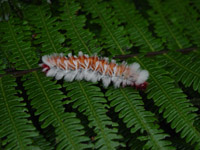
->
163, 0, 200, 47
81, 0, 132, 55
23, 73, 92, 150
146, 0, 200, 94
0, 76, 38, 150
0, 17, 37, 70
157, 52, 200, 93
1, 0, 200, 149
106, 87, 174, 150
136, 57, 200, 148
24, 4, 66, 55
65, 81, 123, 149
110, 0, 163, 53
148, 0, 191, 50
59, 0, 102, 54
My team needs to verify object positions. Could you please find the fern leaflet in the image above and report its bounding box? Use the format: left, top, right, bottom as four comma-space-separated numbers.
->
24, 4, 66, 55
0, 76, 38, 150
59, 0, 102, 54
65, 81, 124, 150
110, 0, 163, 53
163, 0, 200, 47
106, 87, 174, 150
81, 0, 132, 55
0, 18, 37, 70
148, 0, 191, 50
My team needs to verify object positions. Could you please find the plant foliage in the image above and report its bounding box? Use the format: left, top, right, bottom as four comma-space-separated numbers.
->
0, 0, 200, 149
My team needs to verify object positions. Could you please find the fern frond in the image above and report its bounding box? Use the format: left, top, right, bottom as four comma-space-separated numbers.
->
81, 0, 132, 55
59, 0, 102, 54
148, 0, 191, 50
136, 57, 200, 148
106, 87, 174, 150
147, 0, 200, 94
163, 0, 200, 47
0, 18, 37, 70
24, 4, 66, 55
23, 73, 92, 150
65, 81, 124, 150
0, 76, 38, 150
110, 0, 163, 53
157, 52, 200, 93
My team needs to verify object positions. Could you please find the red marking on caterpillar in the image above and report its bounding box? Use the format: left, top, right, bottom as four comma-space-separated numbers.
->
40, 52, 149, 90
41, 64, 50, 73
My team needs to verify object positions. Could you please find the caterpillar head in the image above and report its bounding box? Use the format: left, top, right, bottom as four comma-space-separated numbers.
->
41, 64, 50, 73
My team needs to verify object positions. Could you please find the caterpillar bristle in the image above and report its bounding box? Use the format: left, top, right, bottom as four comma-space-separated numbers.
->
40, 52, 149, 89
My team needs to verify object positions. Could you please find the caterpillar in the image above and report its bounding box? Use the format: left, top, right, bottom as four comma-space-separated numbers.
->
40, 52, 149, 90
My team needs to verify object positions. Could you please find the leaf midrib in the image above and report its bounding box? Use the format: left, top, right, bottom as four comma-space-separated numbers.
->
90, 0, 124, 54
120, 88, 163, 149
38, 6, 58, 53
154, 0, 183, 49
78, 82, 113, 150
65, 1, 91, 55
33, 72, 78, 149
8, 20, 31, 69
115, 0, 155, 52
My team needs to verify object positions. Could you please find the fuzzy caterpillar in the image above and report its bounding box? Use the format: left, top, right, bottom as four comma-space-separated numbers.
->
40, 52, 149, 89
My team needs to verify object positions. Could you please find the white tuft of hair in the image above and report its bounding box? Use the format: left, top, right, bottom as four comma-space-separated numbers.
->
102, 77, 111, 88
78, 51, 83, 56
68, 53, 72, 57
42, 56, 51, 67
113, 78, 122, 88
90, 72, 99, 83
46, 68, 57, 77
130, 63, 140, 72
55, 71, 65, 80
75, 71, 84, 80
135, 70, 149, 85
64, 71, 77, 82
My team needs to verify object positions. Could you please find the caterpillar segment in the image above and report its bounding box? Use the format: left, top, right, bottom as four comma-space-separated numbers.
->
40, 52, 149, 89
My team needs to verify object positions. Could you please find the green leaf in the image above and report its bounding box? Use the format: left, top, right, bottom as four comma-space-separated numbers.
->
110, 0, 163, 53
59, 0, 102, 55
81, 0, 132, 55
148, 0, 191, 50
65, 81, 124, 150
106, 87, 174, 150
24, 4, 67, 55
0, 76, 38, 150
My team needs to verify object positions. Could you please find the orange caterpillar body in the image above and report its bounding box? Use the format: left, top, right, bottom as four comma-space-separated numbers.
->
41, 52, 149, 89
